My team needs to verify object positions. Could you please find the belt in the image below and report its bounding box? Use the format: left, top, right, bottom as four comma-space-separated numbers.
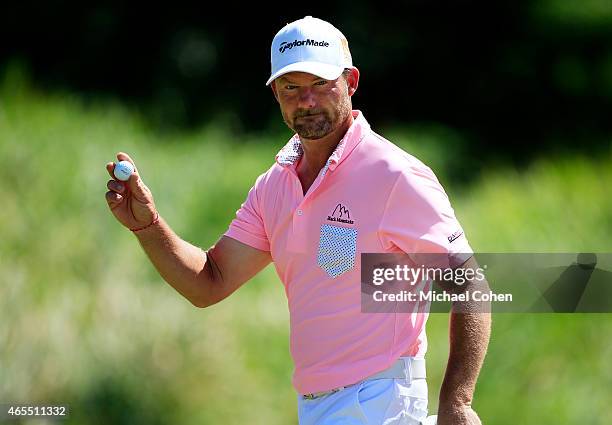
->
302, 357, 426, 400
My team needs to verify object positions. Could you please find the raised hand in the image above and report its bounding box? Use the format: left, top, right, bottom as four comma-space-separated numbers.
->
105, 152, 158, 231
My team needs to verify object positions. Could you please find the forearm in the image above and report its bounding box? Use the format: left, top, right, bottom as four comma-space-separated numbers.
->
439, 309, 491, 407
133, 215, 214, 307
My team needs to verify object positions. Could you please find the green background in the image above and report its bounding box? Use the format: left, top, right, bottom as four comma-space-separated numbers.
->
1, 67, 611, 424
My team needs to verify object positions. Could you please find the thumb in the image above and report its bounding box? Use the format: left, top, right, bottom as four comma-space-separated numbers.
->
116, 152, 151, 202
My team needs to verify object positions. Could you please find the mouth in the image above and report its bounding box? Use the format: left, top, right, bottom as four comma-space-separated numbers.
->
295, 113, 322, 120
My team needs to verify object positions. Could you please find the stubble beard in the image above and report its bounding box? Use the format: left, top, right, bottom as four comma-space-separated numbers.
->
285, 97, 352, 140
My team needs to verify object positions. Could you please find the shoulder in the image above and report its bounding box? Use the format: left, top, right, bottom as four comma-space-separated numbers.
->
245, 162, 293, 209
360, 130, 440, 185
251, 162, 285, 189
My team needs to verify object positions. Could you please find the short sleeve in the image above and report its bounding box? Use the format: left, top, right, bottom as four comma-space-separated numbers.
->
224, 173, 270, 252
378, 164, 472, 267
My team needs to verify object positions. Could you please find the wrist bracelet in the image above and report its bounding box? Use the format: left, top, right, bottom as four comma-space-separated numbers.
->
130, 212, 160, 232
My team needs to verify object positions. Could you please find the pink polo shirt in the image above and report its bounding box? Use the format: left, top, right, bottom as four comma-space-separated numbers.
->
225, 110, 472, 394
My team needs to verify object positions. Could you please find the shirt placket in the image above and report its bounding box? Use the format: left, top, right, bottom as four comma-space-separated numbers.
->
286, 159, 334, 253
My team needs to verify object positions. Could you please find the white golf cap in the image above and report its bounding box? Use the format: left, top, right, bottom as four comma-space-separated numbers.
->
266, 16, 353, 86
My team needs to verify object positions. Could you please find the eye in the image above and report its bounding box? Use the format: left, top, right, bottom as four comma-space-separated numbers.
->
314, 80, 328, 86
284, 84, 297, 90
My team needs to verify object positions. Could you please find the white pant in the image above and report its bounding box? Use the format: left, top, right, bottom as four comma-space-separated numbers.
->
297, 359, 429, 424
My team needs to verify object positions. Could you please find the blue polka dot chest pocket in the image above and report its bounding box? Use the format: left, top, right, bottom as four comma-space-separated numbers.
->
317, 224, 358, 278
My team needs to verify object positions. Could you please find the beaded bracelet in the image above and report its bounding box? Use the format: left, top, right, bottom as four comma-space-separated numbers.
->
130, 212, 160, 232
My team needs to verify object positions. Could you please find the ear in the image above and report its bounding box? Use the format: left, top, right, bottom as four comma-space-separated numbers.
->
270, 80, 280, 103
346, 67, 360, 97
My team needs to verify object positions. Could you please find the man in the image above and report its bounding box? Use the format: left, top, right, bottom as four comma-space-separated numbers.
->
105, 16, 491, 425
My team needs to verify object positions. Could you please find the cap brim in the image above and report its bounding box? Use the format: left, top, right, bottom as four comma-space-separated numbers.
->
265, 62, 344, 86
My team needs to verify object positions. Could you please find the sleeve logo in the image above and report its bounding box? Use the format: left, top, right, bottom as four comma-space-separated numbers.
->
447, 230, 464, 243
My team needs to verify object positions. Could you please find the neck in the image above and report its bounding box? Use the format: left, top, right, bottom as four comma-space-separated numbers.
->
298, 112, 354, 175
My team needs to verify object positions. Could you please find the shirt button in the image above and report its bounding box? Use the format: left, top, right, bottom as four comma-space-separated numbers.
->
297, 209, 303, 216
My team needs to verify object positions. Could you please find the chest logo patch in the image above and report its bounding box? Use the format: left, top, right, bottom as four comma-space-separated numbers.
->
327, 203, 354, 225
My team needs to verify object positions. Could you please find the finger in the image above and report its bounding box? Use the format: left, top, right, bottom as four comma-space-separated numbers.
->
116, 152, 138, 172
115, 153, 151, 202
106, 160, 135, 182
107, 179, 125, 194
126, 171, 151, 203
115, 151, 141, 182
106, 162, 118, 180
115, 152, 141, 183
105, 190, 123, 208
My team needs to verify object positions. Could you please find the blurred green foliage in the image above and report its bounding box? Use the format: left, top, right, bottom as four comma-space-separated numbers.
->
531, 0, 612, 28
3, 1, 612, 169
1, 70, 611, 425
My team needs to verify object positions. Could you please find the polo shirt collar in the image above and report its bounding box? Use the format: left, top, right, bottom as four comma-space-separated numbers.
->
275, 110, 371, 171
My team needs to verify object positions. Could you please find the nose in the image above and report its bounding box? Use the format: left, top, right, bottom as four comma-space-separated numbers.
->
297, 87, 316, 109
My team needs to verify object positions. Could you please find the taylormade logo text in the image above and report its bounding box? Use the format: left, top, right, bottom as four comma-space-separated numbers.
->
279, 39, 329, 53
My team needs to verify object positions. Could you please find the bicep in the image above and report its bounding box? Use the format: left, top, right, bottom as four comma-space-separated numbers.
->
202, 235, 272, 305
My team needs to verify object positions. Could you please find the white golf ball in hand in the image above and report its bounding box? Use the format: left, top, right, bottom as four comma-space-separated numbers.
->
114, 160, 134, 181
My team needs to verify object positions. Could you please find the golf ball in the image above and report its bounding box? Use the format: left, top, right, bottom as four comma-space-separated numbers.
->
114, 160, 134, 181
